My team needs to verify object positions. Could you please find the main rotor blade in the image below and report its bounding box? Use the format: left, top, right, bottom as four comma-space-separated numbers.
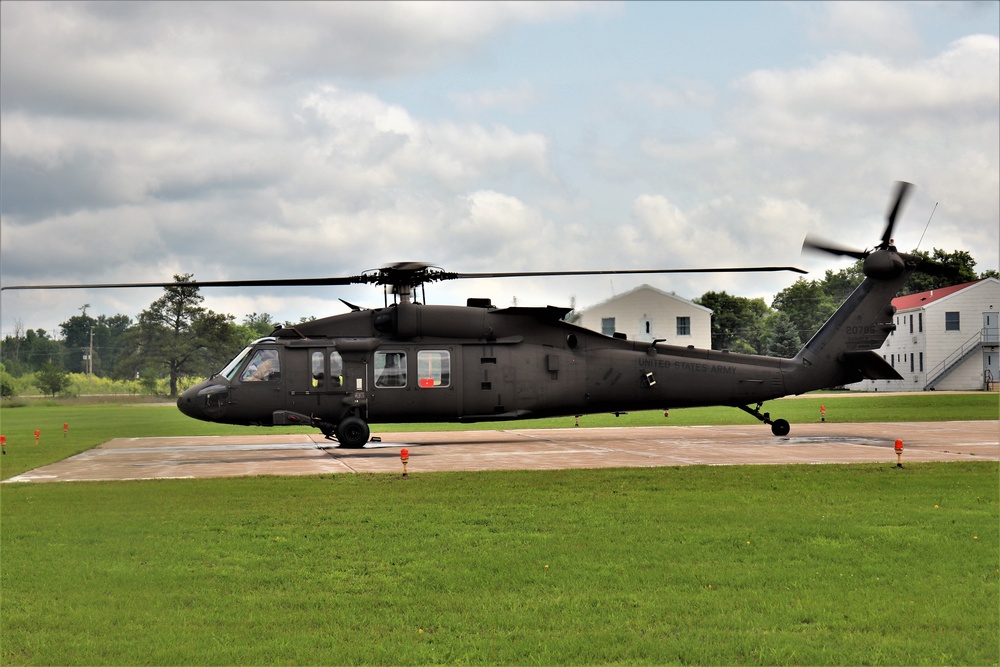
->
881, 181, 913, 248
1, 265, 807, 293
801, 235, 868, 260
0, 276, 366, 292
916, 258, 961, 279
448, 266, 807, 280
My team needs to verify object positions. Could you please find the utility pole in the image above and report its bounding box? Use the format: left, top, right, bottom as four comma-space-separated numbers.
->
88, 327, 94, 388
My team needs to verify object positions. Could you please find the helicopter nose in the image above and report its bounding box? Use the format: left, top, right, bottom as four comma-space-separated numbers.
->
177, 386, 202, 419
177, 381, 229, 422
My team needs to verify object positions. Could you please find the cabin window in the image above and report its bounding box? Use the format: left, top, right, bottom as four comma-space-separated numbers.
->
330, 351, 343, 387
676, 316, 691, 336
601, 317, 616, 336
375, 351, 407, 388
311, 351, 324, 387
417, 350, 451, 388
240, 349, 280, 382
945, 312, 960, 331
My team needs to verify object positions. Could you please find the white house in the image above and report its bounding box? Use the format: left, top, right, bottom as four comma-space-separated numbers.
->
571, 284, 712, 349
850, 277, 1000, 392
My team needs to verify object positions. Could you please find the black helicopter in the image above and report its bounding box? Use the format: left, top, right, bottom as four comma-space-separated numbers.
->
2, 183, 950, 448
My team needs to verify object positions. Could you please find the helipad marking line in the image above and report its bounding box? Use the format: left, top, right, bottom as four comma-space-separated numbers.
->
89, 443, 321, 455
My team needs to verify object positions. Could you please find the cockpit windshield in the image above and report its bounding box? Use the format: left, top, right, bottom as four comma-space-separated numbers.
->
218, 337, 276, 380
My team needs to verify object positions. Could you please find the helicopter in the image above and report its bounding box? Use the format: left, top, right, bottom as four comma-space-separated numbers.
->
2, 182, 952, 448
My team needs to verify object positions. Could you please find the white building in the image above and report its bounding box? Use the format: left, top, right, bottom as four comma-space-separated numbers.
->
851, 277, 1000, 392
571, 284, 712, 349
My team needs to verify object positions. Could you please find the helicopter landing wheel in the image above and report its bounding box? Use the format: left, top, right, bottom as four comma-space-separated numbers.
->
738, 403, 791, 437
336, 416, 370, 449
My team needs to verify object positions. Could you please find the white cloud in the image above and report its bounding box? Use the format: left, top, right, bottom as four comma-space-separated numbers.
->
813, 1, 923, 55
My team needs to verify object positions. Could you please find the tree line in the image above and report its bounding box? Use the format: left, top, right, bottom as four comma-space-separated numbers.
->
1, 275, 301, 399
1, 249, 992, 399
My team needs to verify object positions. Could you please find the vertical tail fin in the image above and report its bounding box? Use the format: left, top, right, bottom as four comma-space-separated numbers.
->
784, 271, 908, 393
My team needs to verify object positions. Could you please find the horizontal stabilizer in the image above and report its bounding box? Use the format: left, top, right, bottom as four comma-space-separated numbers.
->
839, 351, 903, 380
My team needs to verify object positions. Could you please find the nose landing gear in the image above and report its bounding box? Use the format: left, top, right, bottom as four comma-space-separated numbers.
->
738, 402, 791, 437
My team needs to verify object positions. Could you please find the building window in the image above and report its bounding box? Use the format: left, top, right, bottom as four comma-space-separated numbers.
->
601, 317, 616, 336
676, 316, 691, 336
909, 315, 914, 334
918, 312, 923, 333
945, 312, 960, 331
919, 352, 923, 372
910, 355, 914, 372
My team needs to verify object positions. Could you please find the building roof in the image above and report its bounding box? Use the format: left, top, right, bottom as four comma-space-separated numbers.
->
576, 283, 712, 315
891, 279, 983, 311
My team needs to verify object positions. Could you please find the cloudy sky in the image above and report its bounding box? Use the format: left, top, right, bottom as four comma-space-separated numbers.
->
2, 1, 998, 338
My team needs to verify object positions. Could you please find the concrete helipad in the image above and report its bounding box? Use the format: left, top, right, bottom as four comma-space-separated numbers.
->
4, 421, 997, 483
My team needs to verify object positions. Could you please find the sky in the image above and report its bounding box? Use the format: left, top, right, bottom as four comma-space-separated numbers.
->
2, 0, 998, 339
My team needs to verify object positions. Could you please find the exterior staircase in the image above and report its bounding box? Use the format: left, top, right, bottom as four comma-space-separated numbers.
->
924, 329, 995, 391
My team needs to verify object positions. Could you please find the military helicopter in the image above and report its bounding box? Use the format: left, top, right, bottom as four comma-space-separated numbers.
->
3, 183, 950, 448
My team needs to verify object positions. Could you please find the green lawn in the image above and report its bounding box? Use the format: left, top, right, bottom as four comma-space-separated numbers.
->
1, 394, 997, 665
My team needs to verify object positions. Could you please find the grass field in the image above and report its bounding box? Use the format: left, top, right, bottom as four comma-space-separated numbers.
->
1, 394, 998, 665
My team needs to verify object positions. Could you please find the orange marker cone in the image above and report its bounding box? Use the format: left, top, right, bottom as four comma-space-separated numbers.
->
1, 434, 6, 455
34, 429, 40, 446
894, 439, 904, 468
400, 448, 410, 477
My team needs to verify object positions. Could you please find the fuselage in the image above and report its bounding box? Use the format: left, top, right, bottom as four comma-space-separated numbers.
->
178, 256, 912, 441
178, 301, 797, 428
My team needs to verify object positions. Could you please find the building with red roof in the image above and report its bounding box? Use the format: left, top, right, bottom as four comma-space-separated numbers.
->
851, 277, 999, 391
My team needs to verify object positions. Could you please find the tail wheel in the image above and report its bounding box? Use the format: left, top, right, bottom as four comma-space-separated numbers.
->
336, 416, 370, 448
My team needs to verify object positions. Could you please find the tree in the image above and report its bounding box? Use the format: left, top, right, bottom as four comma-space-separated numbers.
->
771, 279, 837, 346
61, 311, 135, 377
35, 361, 69, 397
237, 312, 277, 344
135, 274, 241, 397
1, 328, 63, 375
902, 248, 979, 294
0, 362, 17, 398
60, 307, 98, 374
821, 262, 865, 303
764, 312, 801, 358
695, 291, 773, 353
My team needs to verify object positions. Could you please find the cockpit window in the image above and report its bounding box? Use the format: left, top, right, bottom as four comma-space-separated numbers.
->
240, 349, 281, 382
220, 346, 253, 380
219, 338, 276, 381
